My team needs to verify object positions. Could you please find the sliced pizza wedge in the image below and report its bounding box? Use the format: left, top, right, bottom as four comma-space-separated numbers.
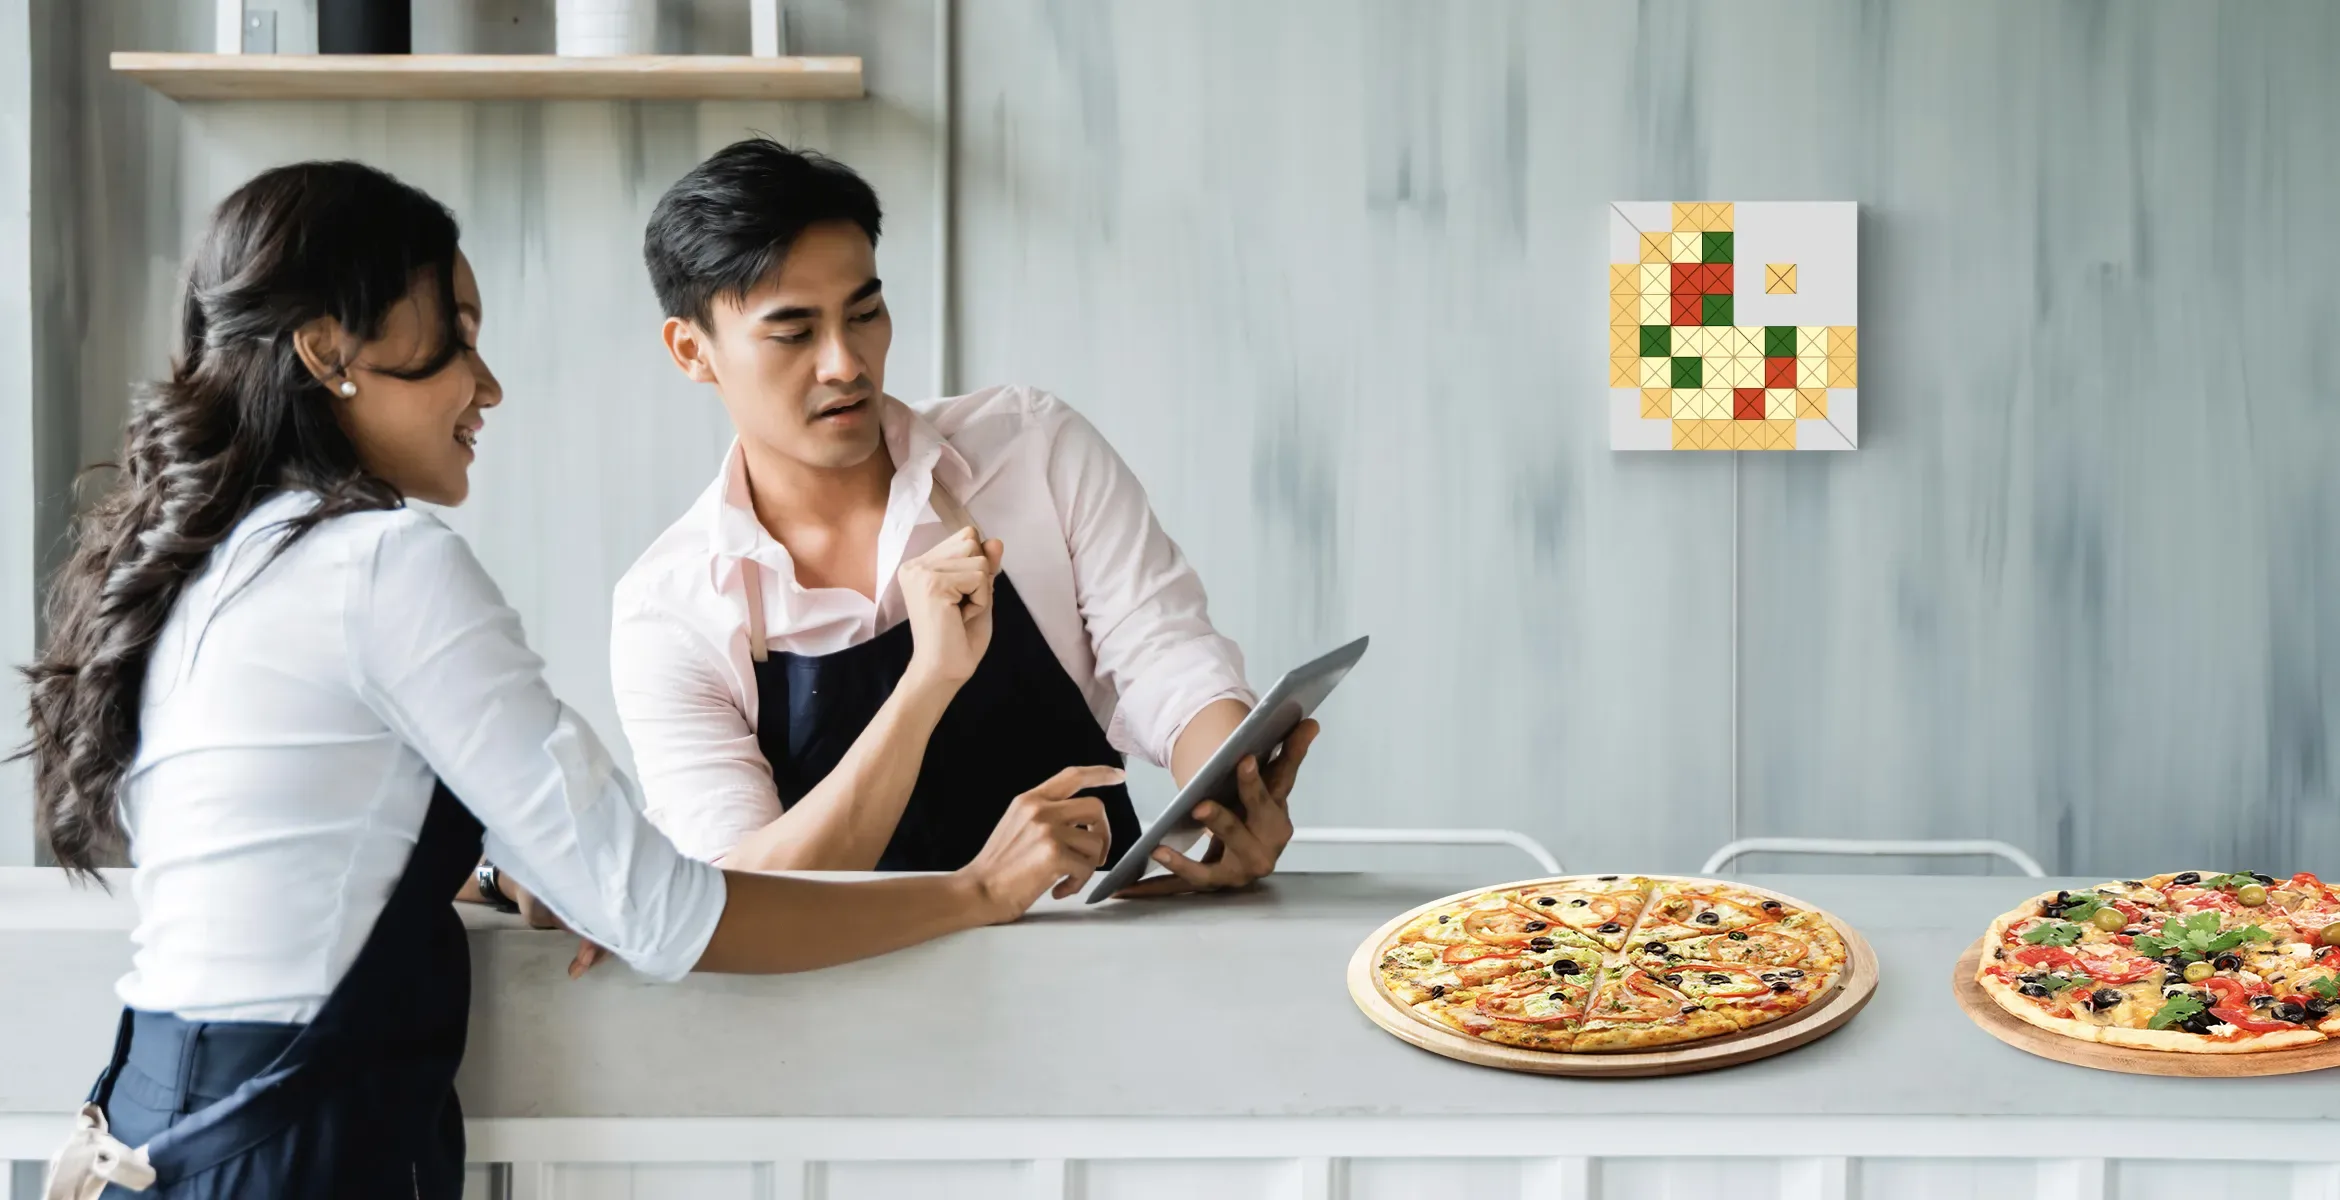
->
1411, 960, 1598, 1052
1571, 964, 1742, 1051
1505, 875, 1652, 951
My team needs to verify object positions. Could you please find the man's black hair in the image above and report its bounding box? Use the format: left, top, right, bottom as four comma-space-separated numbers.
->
642, 137, 883, 327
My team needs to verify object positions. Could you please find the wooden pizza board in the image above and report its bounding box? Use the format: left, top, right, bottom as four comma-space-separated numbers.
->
1951, 938, 2340, 1077
1346, 874, 1879, 1078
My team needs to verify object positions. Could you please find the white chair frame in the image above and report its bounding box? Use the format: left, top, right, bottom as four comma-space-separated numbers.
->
1287, 827, 1563, 874
1699, 837, 2046, 879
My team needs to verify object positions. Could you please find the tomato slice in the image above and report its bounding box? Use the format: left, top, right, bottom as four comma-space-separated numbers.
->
1441, 943, 1522, 966
2072, 952, 2154, 985
1512, 889, 1623, 931
1591, 970, 1688, 1021
2010, 945, 2078, 970
2204, 977, 2295, 1034
1462, 904, 1559, 946
2293, 873, 2326, 891
1684, 930, 1811, 966
2173, 888, 2242, 915
1474, 971, 1587, 1024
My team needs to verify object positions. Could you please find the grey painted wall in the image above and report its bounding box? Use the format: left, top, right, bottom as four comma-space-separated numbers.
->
13, 1, 2340, 878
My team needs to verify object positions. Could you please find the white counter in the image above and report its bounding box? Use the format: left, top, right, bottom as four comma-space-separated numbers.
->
5, 867, 2337, 1200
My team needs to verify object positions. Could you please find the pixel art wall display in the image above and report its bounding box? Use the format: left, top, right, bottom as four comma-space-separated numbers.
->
1608, 202, 1857, 451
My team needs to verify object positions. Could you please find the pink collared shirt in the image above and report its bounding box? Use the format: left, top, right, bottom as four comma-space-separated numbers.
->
610, 385, 1256, 863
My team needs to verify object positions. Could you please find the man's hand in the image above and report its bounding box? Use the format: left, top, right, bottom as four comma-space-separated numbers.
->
957, 764, 1126, 921
900, 527, 1003, 690
1117, 719, 1319, 898
503, 876, 610, 980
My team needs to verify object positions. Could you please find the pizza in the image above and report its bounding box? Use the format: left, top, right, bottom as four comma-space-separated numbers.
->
1372, 875, 1849, 1053
1975, 870, 2340, 1053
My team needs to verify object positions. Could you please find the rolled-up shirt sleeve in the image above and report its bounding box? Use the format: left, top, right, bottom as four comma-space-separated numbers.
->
1038, 393, 1257, 765
349, 514, 725, 980
609, 598, 785, 863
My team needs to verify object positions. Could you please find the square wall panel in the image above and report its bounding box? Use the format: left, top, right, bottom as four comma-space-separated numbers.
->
1608, 201, 1857, 451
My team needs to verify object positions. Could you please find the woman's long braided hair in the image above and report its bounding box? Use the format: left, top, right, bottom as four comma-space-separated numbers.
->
20, 160, 470, 878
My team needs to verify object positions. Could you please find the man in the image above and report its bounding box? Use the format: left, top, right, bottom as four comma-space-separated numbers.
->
610, 138, 1315, 894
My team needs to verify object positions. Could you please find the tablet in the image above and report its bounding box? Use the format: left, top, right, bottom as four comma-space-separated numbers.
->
1085, 635, 1370, 902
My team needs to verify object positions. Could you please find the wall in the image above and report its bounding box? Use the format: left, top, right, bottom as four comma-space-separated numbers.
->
955, 0, 2340, 876
15, 0, 2340, 877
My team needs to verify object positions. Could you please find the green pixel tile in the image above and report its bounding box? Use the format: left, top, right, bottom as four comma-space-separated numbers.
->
1702, 231, 1733, 265
1702, 294, 1733, 327
1764, 325, 1797, 359
1671, 356, 1703, 389
1640, 324, 1672, 358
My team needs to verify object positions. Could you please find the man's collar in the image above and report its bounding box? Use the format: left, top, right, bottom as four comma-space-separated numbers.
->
701, 395, 974, 577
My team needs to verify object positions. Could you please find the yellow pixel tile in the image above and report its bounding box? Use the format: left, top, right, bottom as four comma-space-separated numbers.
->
1639, 264, 1670, 296
1797, 388, 1828, 420
1707, 203, 1732, 232
1828, 326, 1858, 355
1641, 232, 1670, 264
1672, 203, 1700, 233
1828, 355, 1858, 388
1766, 420, 1797, 450
1672, 388, 1700, 419
1610, 296, 1638, 325
1642, 388, 1671, 419
1639, 357, 1671, 388
1797, 326, 1827, 356
1764, 263, 1797, 294
1670, 419, 1698, 450
1764, 388, 1796, 420
1610, 359, 1636, 388
1670, 232, 1701, 262
1611, 264, 1637, 296
1610, 327, 1637, 356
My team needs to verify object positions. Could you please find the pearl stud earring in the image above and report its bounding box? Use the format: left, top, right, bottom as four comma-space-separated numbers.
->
338, 380, 357, 397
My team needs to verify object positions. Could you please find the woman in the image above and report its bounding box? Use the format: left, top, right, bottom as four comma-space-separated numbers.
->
25, 161, 1114, 1198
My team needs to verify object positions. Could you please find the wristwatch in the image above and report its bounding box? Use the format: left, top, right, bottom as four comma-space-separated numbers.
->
474, 861, 521, 915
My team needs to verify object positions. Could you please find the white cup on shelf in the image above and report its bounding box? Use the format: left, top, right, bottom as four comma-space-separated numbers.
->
556, 0, 656, 56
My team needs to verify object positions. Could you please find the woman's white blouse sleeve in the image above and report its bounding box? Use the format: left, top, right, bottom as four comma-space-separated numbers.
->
347, 513, 726, 981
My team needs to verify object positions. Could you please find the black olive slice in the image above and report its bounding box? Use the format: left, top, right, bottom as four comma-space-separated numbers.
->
1528, 937, 1555, 951
1597, 922, 1623, 933
2252, 872, 2276, 885
1524, 921, 1547, 932
2277, 1001, 2308, 1023
1552, 959, 1580, 976
1664, 973, 1684, 986
1705, 973, 1729, 985
2212, 953, 2242, 972
2089, 989, 2121, 1011
1761, 900, 1783, 911
1437, 915, 1449, 923
1569, 898, 1589, 907
1535, 897, 1557, 906
1727, 931, 1749, 941
1771, 983, 1793, 994
1598, 875, 1618, 881
1696, 912, 1721, 925
2018, 983, 2051, 998
1428, 984, 1446, 999
2172, 871, 2202, 885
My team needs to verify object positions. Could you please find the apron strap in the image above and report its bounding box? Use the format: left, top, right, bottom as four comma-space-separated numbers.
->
926, 475, 984, 544
742, 560, 769, 665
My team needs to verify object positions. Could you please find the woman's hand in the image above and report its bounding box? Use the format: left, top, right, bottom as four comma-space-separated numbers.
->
899, 527, 1003, 692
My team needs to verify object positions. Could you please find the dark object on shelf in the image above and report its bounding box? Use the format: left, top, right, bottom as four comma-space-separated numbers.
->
319, 0, 410, 55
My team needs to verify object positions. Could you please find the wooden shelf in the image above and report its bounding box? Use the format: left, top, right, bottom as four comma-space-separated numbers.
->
110, 53, 864, 102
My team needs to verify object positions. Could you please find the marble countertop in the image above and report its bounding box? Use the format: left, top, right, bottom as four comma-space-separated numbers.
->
3, 867, 2332, 1121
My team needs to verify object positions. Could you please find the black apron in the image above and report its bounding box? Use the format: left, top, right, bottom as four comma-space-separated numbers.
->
748, 477, 1139, 871
87, 783, 482, 1198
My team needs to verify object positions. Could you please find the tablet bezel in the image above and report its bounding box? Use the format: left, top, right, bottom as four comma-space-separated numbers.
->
1083, 635, 1370, 903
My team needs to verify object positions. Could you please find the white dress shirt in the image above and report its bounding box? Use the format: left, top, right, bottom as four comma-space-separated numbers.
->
119, 492, 726, 1023
611, 385, 1256, 863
